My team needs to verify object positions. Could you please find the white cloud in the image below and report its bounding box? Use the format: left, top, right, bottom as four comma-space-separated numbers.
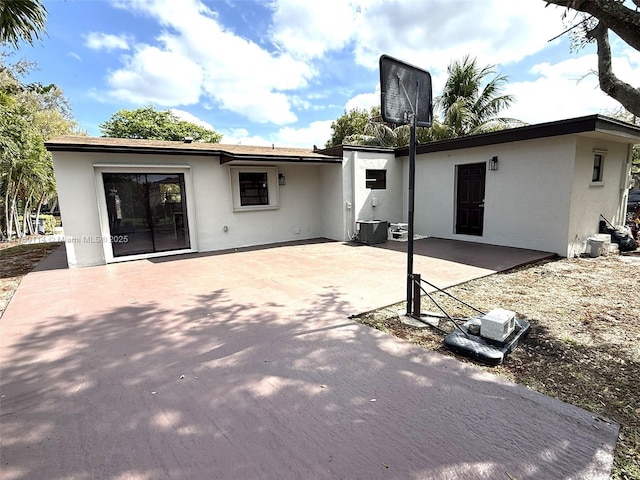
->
345, 91, 379, 111
91, 0, 638, 148
269, 0, 357, 59
503, 52, 640, 123
274, 120, 334, 148
269, 0, 564, 76
105, 0, 313, 125
219, 120, 334, 148
170, 109, 216, 130
219, 128, 274, 147
107, 46, 203, 105
85, 32, 131, 51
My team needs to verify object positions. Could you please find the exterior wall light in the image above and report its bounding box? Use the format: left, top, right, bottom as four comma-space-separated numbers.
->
489, 156, 499, 171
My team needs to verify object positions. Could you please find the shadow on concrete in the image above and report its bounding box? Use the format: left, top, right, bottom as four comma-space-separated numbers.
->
369, 237, 556, 271
32, 244, 68, 272
1, 280, 617, 479
148, 238, 336, 264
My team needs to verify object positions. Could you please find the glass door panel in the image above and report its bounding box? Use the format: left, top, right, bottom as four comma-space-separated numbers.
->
103, 172, 190, 258
146, 174, 190, 252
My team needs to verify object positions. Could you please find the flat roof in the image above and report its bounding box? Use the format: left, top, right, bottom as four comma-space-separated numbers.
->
318, 144, 395, 157
45, 136, 343, 164
394, 114, 640, 157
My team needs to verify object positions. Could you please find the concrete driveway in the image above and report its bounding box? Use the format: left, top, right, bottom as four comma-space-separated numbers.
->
0, 239, 618, 479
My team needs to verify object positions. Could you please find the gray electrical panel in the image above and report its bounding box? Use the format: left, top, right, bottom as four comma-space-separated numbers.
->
356, 220, 388, 245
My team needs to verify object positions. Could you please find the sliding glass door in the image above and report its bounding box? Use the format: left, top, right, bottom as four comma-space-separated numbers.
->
103, 173, 190, 257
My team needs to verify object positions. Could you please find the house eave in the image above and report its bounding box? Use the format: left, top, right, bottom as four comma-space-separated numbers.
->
394, 114, 640, 157
45, 143, 223, 157
45, 137, 342, 164
219, 154, 342, 165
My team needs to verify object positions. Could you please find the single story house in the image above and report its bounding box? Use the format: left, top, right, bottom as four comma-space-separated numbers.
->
47, 114, 640, 268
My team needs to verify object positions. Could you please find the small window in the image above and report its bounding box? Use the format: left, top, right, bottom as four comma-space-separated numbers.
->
366, 169, 386, 189
230, 166, 279, 211
239, 172, 269, 206
592, 154, 604, 182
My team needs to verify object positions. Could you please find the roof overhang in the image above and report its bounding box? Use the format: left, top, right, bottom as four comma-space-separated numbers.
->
218, 153, 341, 165
45, 136, 342, 164
393, 114, 640, 157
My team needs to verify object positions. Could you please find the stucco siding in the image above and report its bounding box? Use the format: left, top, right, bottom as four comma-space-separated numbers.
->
52, 151, 342, 267
198, 162, 324, 252
566, 137, 630, 256
53, 153, 107, 267
406, 136, 577, 255
351, 150, 403, 227
318, 163, 346, 241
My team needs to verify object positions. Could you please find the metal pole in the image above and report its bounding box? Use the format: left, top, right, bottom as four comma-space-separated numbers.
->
412, 273, 421, 318
406, 114, 416, 315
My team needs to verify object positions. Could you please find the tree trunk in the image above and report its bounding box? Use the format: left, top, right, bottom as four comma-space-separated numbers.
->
3, 166, 12, 240
544, 0, 640, 118
23, 192, 33, 236
7, 172, 22, 240
13, 208, 21, 238
544, 0, 640, 51
34, 192, 47, 234
588, 22, 640, 118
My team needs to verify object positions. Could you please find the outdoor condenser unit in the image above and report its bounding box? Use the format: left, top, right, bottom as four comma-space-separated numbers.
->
480, 308, 516, 341
356, 220, 388, 245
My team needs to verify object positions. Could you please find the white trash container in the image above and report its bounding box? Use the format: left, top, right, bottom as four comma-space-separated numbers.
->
587, 237, 605, 257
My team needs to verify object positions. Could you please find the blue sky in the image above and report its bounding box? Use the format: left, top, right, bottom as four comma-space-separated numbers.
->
7, 0, 640, 148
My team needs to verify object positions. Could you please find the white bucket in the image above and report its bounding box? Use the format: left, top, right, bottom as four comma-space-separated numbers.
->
587, 237, 605, 258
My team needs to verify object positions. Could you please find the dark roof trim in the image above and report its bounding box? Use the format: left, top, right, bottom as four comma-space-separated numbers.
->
394, 114, 640, 157
45, 140, 341, 164
46, 143, 221, 156
219, 154, 341, 164
316, 144, 395, 156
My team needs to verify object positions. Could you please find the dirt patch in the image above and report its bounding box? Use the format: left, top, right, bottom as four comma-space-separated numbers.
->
0, 240, 63, 317
353, 253, 640, 480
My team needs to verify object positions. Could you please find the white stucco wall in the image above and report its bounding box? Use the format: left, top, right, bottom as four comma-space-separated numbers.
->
318, 163, 346, 242
566, 137, 632, 256
53, 153, 110, 267
53, 151, 343, 267
349, 150, 403, 230
404, 136, 579, 255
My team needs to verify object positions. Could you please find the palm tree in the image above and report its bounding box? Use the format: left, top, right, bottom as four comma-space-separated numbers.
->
0, 0, 47, 48
337, 55, 523, 148
436, 55, 524, 138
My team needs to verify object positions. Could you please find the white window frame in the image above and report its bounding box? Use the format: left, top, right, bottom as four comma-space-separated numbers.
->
365, 169, 387, 190
591, 149, 607, 185
230, 166, 280, 212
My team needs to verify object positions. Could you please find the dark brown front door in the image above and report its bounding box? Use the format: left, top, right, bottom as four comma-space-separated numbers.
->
456, 162, 486, 236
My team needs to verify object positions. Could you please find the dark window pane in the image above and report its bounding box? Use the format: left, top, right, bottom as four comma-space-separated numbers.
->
103, 172, 190, 257
366, 169, 386, 189
239, 172, 269, 206
592, 155, 603, 182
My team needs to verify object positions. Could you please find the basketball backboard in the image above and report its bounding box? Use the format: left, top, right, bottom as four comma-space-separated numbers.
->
379, 55, 432, 127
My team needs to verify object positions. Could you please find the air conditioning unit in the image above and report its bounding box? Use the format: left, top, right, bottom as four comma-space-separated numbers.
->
356, 220, 388, 245
480, 308, 516, 342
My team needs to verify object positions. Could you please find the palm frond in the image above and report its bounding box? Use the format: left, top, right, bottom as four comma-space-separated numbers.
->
0, 0, 47, 48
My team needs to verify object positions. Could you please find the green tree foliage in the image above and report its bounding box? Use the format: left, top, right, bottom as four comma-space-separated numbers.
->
99, 106, 223, 143
325, 106, 379, 148
435, 55, 523, 138
0, 0, 47, 48
0, 56, 79, 239
604, 107, 640, 187
327, 56, 522, 148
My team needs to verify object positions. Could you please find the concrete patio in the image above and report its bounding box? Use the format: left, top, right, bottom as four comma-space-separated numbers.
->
0, 238, 618, 479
